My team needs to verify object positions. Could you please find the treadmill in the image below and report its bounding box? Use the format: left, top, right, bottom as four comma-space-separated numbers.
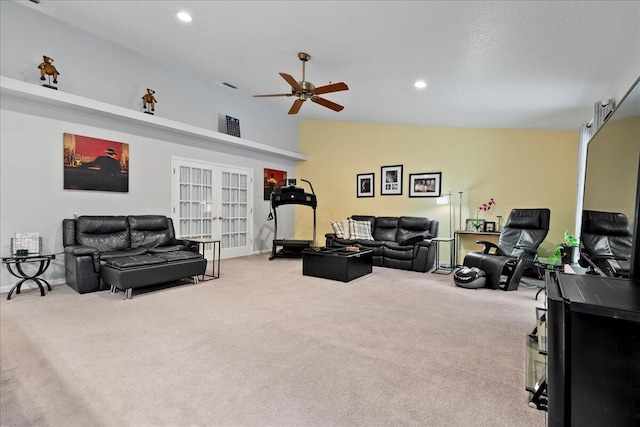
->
268, 179, 317, 260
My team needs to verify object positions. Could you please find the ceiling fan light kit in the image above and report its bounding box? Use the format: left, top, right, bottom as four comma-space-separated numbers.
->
253, 52, 349, 114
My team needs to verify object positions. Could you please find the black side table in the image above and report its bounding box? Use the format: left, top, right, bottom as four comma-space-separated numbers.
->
2, 254, 55, 300
186, 238, 221, 281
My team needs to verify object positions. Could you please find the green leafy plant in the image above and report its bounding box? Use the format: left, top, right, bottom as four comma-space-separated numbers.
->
549, 231, 579, 264
563, 230, 579, 247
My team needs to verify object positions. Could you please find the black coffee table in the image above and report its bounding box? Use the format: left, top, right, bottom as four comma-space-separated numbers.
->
302, 247, 373, 282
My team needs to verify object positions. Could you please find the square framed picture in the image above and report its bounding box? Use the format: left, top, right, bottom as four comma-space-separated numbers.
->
408, 172, 441, 197
484, 221, 496, 232
466, 218, 485, 232
263, 168, 287, 200
381, 165, 403, 195
357, 173, 374, 198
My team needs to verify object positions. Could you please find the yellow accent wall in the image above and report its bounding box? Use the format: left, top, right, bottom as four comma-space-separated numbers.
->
296, 120, 578, 257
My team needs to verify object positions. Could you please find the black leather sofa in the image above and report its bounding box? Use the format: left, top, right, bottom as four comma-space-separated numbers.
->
325, 215, 439, 272
63, 215, 206, 299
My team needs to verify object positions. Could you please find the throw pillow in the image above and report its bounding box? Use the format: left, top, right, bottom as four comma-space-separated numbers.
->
399, 234, 424, 246
330, 220, 348, 239
348, 218, 374, 240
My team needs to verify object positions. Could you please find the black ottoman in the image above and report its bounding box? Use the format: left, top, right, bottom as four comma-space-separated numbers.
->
101, 253, 206, 299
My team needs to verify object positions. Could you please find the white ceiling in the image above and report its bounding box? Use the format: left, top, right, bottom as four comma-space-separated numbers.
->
22, 0, 640, 131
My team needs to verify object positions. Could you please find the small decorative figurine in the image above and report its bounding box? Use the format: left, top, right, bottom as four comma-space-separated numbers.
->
38, 55, 60, 90
142, 88, 157, 114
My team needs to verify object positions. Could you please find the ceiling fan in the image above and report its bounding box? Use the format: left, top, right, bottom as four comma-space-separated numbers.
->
253, 52, 349, 114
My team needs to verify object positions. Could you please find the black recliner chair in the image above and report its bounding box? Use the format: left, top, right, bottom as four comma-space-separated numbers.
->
463, 208, 550, 291
579, 210, 632, 278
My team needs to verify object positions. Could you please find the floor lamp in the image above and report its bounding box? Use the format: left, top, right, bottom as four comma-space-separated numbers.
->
458, 191, 463, 231
437, 191, 453, 237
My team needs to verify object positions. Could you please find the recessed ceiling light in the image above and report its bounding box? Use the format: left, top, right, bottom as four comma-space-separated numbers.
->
177, 11, 193, 22
414, 80, 427, 89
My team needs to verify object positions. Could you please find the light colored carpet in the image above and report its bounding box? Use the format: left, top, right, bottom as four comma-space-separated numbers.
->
1, 254, 546, 426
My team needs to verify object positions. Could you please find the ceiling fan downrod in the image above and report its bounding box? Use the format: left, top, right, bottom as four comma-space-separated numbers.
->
298, 52, 311, 84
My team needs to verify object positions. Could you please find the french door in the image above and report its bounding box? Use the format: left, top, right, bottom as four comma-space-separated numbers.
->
171, 157, 253, 259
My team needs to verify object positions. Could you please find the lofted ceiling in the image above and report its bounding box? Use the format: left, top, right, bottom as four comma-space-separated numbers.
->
21, 0, 640, 131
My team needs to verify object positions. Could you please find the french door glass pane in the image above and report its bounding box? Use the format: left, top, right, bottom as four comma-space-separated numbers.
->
178, 164, 213, 239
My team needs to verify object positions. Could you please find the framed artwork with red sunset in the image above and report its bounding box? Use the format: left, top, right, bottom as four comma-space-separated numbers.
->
63, 133, 129, 192
263, 168, 287, 200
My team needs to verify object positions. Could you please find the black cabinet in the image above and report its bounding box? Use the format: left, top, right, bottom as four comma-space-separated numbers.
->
546, 272, 640, 426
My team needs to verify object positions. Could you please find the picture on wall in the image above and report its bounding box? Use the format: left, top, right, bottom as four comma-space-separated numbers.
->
63, 133, 129, 192
264, 168, 287, 200
381, 165, 403, 195
408, 172, 441, 198
357, 173, 375, 198
466, 218, 485, 232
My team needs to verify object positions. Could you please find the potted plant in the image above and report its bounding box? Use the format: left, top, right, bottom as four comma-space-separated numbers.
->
471, 198, 495, 231
549, 230, 579, 264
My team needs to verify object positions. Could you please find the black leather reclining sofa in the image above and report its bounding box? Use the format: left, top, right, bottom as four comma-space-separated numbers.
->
325, 215, 439, 272
63, 215, 206, 299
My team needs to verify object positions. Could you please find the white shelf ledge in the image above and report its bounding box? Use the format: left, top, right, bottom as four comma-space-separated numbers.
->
0, 76, 307, 162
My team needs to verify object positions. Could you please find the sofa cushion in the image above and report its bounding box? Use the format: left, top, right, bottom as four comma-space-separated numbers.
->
351, 216, 376, 233
374, 217, 399, 241
330, 220, 349, 239
76, 216, 131, 252
100, 248, 148, 260
349, 218, 374, 240
382, 242, 415, 260
128, 215, 172, 248
148, 245, 188, 253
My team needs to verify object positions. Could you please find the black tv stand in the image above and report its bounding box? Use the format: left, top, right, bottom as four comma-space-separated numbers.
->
545, 272, 640, 426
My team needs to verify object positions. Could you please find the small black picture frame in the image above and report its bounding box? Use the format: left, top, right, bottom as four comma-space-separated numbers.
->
357, 173, 374, 198
484, 221, 496, 232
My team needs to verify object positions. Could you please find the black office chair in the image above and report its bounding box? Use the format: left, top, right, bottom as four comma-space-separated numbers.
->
463, 208, 550, 291
579, 210, 632, 278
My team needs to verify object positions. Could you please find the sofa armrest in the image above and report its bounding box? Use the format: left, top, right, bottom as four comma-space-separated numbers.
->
172, 238, 198, 252
65, 244, 101, 271
65, 245, 100, 257
325, 233, 337, 247
63, 245, 103, 293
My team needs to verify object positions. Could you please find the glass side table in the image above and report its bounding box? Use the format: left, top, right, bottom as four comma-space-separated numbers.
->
533, 256, 563, 300
431, 237, 455, 275
2, 253, 55, 300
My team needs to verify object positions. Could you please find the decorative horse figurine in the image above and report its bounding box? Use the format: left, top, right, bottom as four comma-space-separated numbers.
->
142, 88, 157, 114
38, 55, 60, 88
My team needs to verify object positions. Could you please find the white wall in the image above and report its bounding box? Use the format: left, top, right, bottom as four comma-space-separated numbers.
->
0, 2, 301, 292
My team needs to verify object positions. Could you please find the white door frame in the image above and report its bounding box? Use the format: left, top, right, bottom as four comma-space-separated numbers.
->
171, 156, 253, 259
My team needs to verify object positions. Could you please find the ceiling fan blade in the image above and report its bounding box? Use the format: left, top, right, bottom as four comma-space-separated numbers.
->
279, 72, 303, 91
313, 82, 349, 95
288, 99, 304, 114
311, 96, 344, 112
253, 93, 292, 97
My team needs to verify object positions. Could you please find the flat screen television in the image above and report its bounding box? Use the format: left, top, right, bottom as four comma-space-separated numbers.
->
582, 76, 640, 282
